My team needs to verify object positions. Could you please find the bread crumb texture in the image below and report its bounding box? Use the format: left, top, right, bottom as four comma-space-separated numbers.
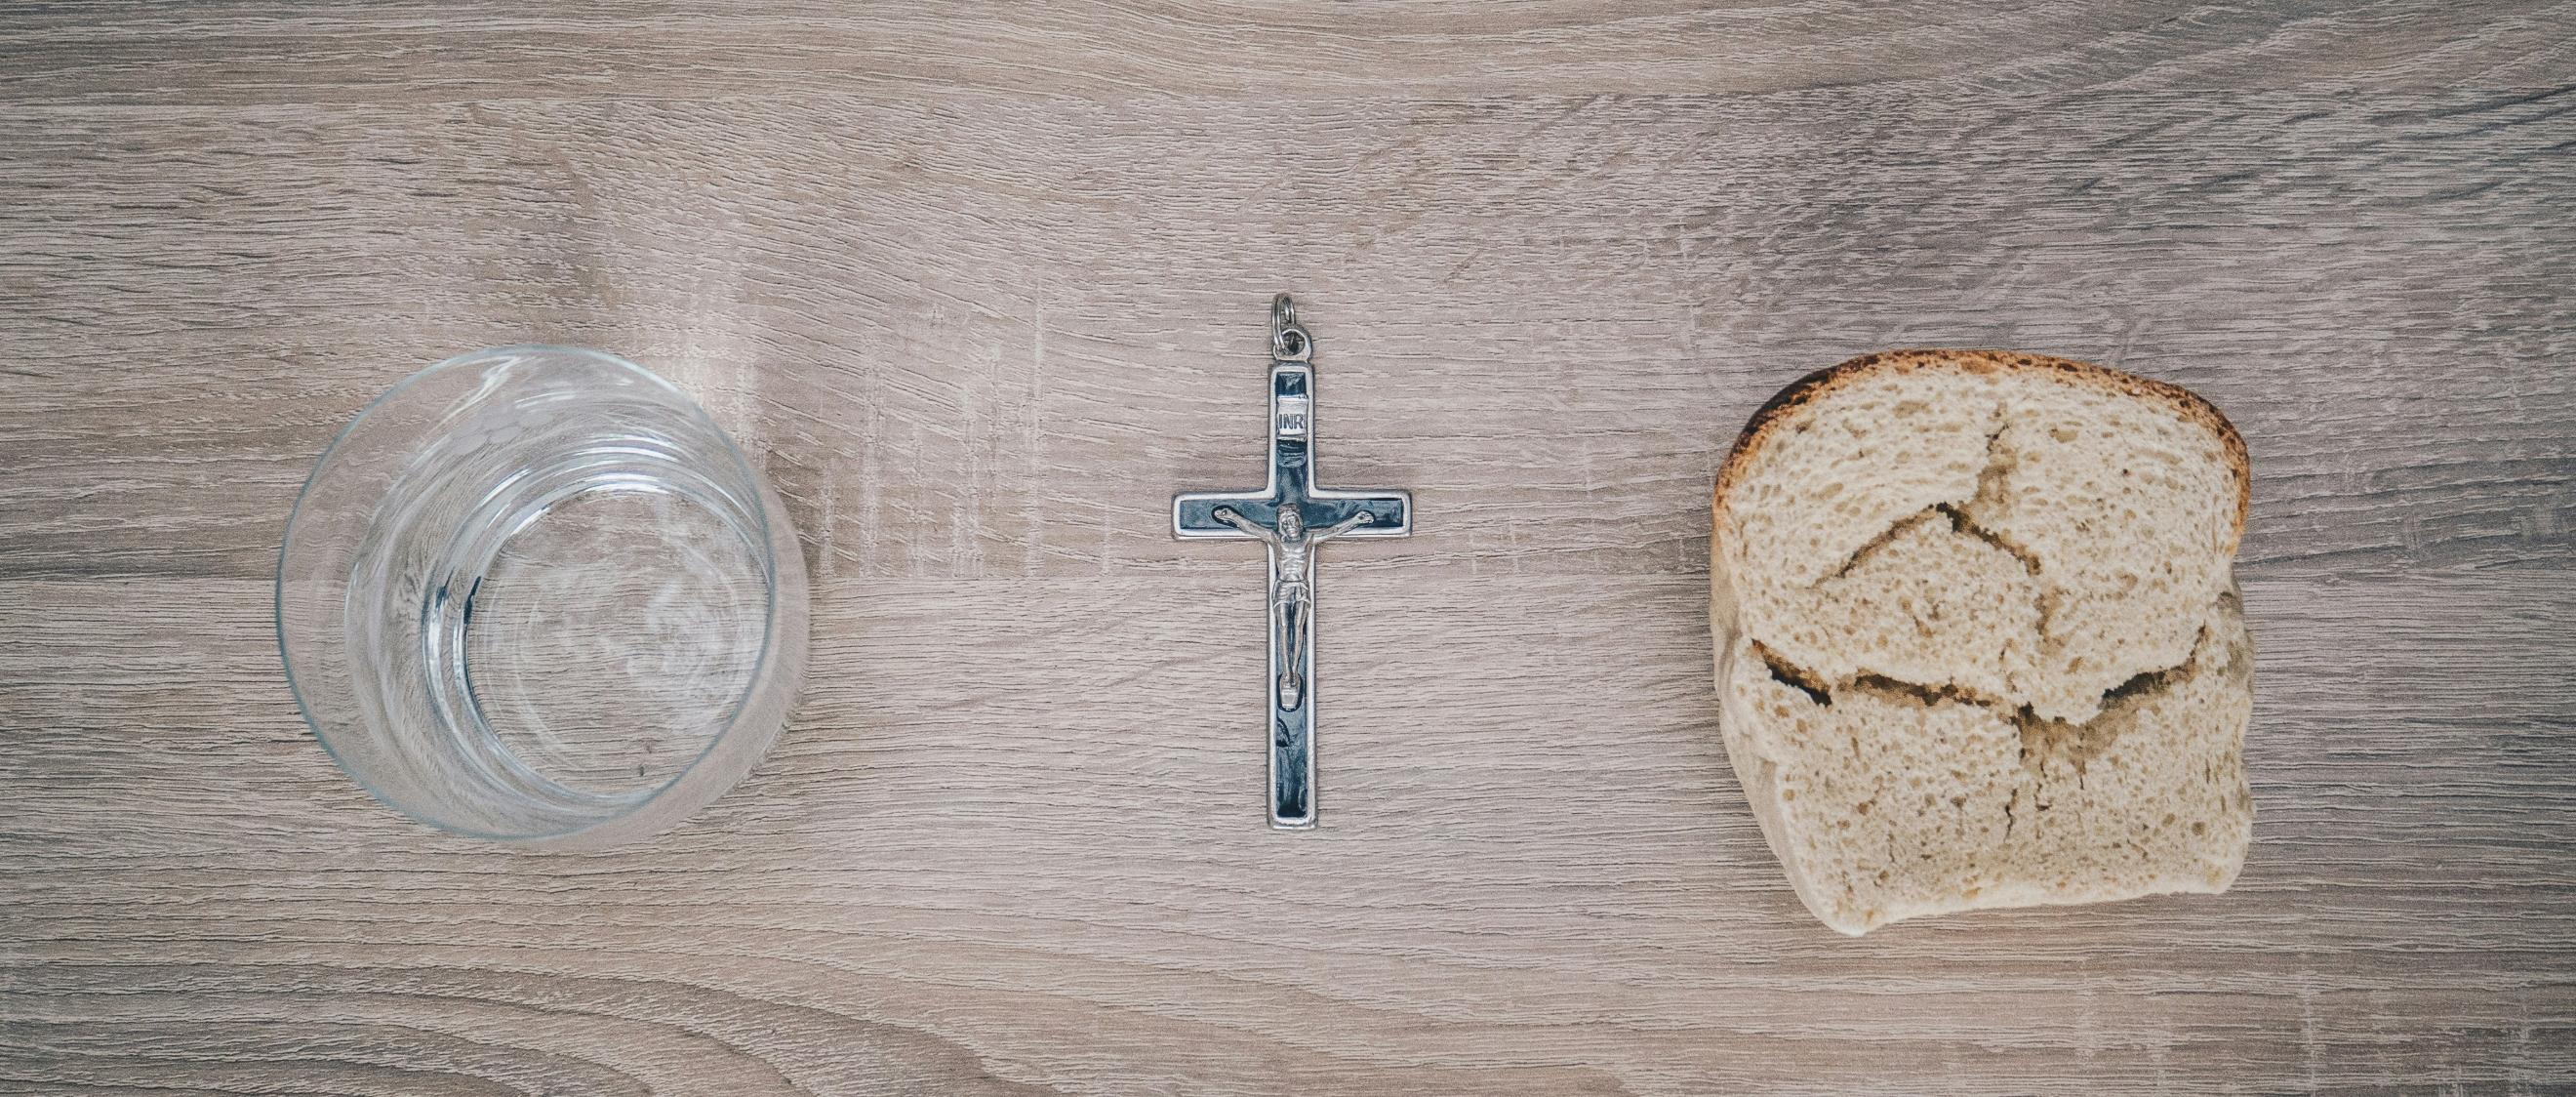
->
1713, 350, 2253, 935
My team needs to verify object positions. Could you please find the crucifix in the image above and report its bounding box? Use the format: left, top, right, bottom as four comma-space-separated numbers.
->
1173, 295, 1414, 830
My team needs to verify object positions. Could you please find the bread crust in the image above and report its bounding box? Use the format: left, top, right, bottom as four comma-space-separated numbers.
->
1714, 349, 2250, 542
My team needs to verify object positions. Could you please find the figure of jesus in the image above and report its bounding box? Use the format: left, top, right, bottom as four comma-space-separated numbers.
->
1210, 506, 1373, 710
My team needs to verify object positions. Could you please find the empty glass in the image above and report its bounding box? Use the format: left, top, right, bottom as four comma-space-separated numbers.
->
277, 346, 808, 848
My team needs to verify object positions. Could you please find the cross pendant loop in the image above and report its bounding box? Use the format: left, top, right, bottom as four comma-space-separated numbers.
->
1269, 293, 1311, 362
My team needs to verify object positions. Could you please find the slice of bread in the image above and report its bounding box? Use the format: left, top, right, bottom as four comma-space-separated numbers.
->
1711, 349, 2253, 935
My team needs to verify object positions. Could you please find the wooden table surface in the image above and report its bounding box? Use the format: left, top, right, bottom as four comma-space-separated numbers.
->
4, 4, 2572, 1093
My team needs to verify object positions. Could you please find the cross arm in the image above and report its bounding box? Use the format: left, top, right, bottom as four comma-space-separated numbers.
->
1301, 489, 1413, 537
1173, 491, 1275, 539
1172, 491, 1412, 540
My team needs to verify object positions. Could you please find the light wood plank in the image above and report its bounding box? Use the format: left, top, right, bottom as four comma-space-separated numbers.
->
3, 4, 2572, 1093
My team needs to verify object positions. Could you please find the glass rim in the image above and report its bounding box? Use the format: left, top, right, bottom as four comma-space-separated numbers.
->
275, 344, 792, 846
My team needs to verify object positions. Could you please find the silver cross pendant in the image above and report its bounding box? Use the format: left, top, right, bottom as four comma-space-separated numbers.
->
1173, 295, 1414, 830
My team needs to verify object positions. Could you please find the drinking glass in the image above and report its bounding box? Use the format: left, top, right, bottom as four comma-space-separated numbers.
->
277, 345, 808, 849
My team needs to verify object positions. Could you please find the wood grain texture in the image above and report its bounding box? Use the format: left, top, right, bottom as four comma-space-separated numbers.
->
3, 3, 2573, 1093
